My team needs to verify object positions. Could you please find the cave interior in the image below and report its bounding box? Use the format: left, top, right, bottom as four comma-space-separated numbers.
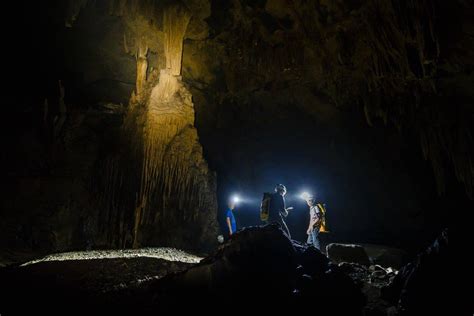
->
1, 0, 473, 315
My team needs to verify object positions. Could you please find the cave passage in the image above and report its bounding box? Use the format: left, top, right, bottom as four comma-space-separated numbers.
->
2, 0, 472, 315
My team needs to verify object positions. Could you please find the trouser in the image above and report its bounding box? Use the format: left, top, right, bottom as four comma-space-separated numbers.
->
268, 216, 291, 239
307, 228, 320, 250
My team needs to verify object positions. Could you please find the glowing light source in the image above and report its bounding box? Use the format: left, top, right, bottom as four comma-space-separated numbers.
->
232, 195, 240, 203
300, 192, 312, 200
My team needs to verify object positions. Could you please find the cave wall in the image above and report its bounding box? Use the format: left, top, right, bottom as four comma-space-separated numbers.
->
179, 0, 473, 249
2, 0, 219, 263
184, 0, 474, 198
2, 0, 473, 263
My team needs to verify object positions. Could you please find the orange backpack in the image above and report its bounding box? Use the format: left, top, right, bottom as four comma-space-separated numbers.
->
316, 203, 329, 233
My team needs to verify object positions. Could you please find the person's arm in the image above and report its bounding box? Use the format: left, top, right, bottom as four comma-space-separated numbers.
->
308, 213, 315, 230
226, 217, 233, 235
307, 221, 313, 234
280, 195, 289, 217
307, 211, 315, 234
312, 207, 322, 227
314, 215, 321, 226
307, 208, 320, 233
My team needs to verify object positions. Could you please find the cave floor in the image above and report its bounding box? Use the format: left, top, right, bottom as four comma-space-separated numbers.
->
0, 248, 200, 314
0, 242, 403, 315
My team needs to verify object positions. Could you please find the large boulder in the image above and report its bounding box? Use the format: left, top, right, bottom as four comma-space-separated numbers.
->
361, 244, 408, 269
292, 263, 367, 316
327, 243, 371, 266
295, 242, 330, 277
143, 225, 364, 314
145, 224, 297, 312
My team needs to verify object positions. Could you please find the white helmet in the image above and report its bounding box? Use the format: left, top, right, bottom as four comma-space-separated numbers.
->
275, 184, 287, 194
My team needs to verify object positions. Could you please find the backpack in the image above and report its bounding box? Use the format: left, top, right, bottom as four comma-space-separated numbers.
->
260, 192, 272, 221
316, 203, 329, 233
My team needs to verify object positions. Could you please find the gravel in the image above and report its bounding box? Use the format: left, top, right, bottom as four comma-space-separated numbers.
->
20, 247, 203, 266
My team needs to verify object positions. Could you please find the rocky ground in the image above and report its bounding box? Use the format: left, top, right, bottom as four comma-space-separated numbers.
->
20, 247, 203, 266
0, 225, 455, 315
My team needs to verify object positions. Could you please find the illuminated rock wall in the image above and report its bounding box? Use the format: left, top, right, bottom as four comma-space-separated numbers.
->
131, 4, 217, 250
95, 1, 218, 251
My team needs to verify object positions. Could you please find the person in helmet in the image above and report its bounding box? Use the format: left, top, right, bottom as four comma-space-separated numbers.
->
225, 199, 237, 237
267, 184, 293, 238
305, 197, 322, 250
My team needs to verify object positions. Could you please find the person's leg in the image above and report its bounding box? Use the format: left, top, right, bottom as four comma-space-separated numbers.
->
267, 218, 284, 235
312, 229, 320, 250
267, 217, 291, 239
307, 230, 313, 245
279, 218, 291, 239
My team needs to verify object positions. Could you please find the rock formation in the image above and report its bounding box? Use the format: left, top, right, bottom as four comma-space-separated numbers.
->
2, 0, 472, 264
97, 1, 218, 251
327, 243, 371, 266
382, 229, 458, 316
0, 224, 461, 316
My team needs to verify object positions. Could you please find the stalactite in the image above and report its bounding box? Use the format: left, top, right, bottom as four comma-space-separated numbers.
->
163, 4, 191, 76
43, 99, 48, 127
349, 0, 473, 198
135, 38, 148, 100
364, 104, 373, 127
74, 0, 324, 250
65, 0, 89, 27
54, 80, 67, 138
123, 32, 130, 54
124, 2, 217, 248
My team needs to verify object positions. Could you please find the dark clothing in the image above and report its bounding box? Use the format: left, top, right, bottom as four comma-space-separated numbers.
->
267, 193, 290, 238
268, 193, 285, 220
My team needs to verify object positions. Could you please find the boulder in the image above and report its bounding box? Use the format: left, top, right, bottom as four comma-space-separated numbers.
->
296, 244, 330, 277
327, 243, 371, 266
147, 225, 367, 315
361, 244, 408, 269
293, 266, 367, 315
147, 224, 297, 311
382, 229, 459, 316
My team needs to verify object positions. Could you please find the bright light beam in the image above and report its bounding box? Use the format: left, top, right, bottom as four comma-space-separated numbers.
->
300, 192, 312, 200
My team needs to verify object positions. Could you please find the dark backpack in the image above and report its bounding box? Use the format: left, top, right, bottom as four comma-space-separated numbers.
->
260, 192, 272, 221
